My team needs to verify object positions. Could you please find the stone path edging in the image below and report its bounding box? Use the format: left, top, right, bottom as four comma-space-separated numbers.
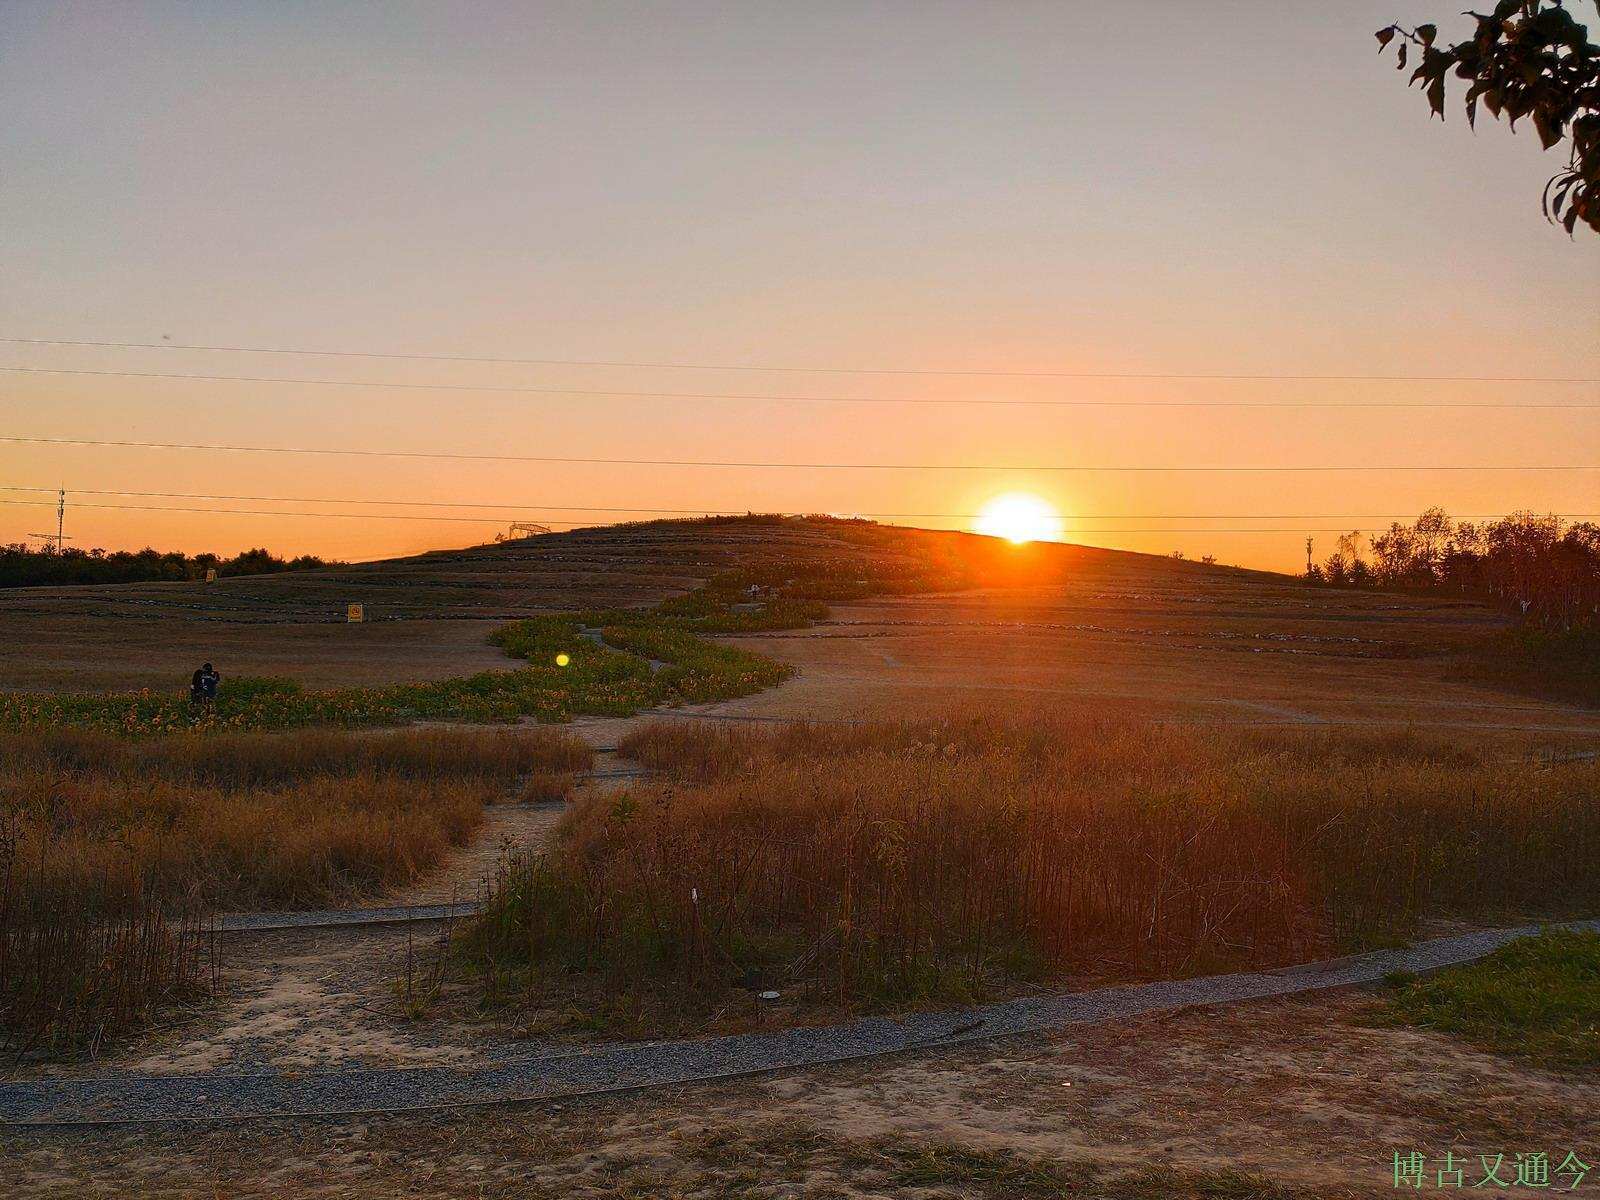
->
6, 918, 1596, 1127
213, 902, 482, 933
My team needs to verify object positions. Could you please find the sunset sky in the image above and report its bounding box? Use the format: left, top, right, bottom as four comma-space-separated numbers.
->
3, 1, 1596, 573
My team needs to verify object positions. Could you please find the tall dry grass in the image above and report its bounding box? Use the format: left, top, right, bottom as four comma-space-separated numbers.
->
0, 724, 592, 789
1, 725, 590, 1057
0, 845, 212, 1060
466, 714, 1600, 1016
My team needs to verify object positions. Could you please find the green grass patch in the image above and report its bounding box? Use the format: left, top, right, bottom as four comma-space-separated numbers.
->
1383, 928, 1600, 1066
0, 579, 806, 735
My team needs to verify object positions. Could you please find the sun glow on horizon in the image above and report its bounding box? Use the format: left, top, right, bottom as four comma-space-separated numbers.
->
973, 493, 1064, 545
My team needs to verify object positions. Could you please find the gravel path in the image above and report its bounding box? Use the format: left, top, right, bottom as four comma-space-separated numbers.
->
6, 918, 1595, 1127
215, 903, 483, 933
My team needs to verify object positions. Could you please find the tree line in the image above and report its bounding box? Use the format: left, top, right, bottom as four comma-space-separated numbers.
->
0, 544, 339, 589
1308, 509, 1599, 631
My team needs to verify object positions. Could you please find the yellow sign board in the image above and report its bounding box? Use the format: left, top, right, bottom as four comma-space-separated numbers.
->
204, 568, 217, 583
347, 603, 364, 623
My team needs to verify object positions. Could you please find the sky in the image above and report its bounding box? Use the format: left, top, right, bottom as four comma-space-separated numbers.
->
2, 1, 1597, 573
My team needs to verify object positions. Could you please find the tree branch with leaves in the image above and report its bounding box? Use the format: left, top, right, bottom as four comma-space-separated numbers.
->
1377, 0, 1599, 235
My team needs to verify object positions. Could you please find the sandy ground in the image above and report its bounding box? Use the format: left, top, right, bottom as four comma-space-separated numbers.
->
8, 989, 1597, 1198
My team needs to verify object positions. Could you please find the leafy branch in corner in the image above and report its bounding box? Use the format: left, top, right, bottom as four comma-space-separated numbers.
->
1377, 1, 1599, 234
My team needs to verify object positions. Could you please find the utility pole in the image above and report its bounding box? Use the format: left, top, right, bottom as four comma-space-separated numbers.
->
1305, 536, 1314, 575
28, 487, 72, 553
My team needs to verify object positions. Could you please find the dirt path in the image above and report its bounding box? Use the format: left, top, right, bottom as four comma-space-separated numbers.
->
16, 739, 643, 1083
8, 918, 1599, 1125
11, 984, 1598, 1198
399, 802, 565, 906
5, 700, 718, 1086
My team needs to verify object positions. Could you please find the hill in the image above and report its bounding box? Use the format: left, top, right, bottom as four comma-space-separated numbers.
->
0, 516, 1591, 740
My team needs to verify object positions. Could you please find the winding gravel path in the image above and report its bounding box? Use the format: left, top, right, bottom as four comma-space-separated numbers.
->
6, 918, 1595, 1127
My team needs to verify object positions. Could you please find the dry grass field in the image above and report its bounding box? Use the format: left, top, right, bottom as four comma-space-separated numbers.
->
452, 714, 1599, 1046
0, 614, 512, 693
3, 518, 1596, 1197
0, 727, 590, 1057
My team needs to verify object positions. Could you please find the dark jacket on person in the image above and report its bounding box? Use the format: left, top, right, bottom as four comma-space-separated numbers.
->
190, 666, 220, 701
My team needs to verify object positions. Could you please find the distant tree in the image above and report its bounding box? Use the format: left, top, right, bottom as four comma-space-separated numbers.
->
1376, 0, 1600, 235
0, 544, 340, 589
1309, 508, 1599, 630
225, 547, 286, 576
1321, 530, 1371, 585
1373, 506, 1456, 586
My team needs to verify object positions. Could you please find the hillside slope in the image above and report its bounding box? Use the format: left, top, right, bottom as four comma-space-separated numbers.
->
0, 517, 1557, 735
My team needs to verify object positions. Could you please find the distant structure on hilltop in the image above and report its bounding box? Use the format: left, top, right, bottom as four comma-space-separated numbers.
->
494, 522, 552, 543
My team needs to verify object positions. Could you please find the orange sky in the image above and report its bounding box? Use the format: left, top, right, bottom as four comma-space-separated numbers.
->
3, 2, 1596, 573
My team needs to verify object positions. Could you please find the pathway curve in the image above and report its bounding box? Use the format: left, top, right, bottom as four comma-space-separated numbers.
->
5, 919, 1595, 1126
13, 754, 635, 1084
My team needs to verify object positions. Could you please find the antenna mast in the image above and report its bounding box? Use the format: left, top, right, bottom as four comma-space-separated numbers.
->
28, 487, 72, 552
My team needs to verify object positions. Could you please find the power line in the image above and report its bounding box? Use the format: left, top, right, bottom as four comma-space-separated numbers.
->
4, 335, 1598, 385
0, 498, 588, 526
0, 486, 1592, 523
0, 499, 1562, 534
4, 434, 1596, 472
3, 364, 1597, 410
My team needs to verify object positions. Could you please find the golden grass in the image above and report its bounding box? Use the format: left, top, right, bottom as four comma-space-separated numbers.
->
464, 713, 1600, 1025
519, 771, 579, 805
1, 725, 591, 1057
2, 725, 591, 913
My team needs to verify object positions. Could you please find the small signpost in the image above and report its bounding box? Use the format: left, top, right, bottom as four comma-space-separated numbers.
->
205, 568, 217, 584
347, 603, 364, 623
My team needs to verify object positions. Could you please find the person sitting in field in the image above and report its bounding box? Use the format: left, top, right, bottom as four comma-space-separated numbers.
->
190, 662, 221, 703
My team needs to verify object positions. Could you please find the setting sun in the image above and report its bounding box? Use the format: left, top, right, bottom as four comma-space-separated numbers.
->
974, 493, 1064, 545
